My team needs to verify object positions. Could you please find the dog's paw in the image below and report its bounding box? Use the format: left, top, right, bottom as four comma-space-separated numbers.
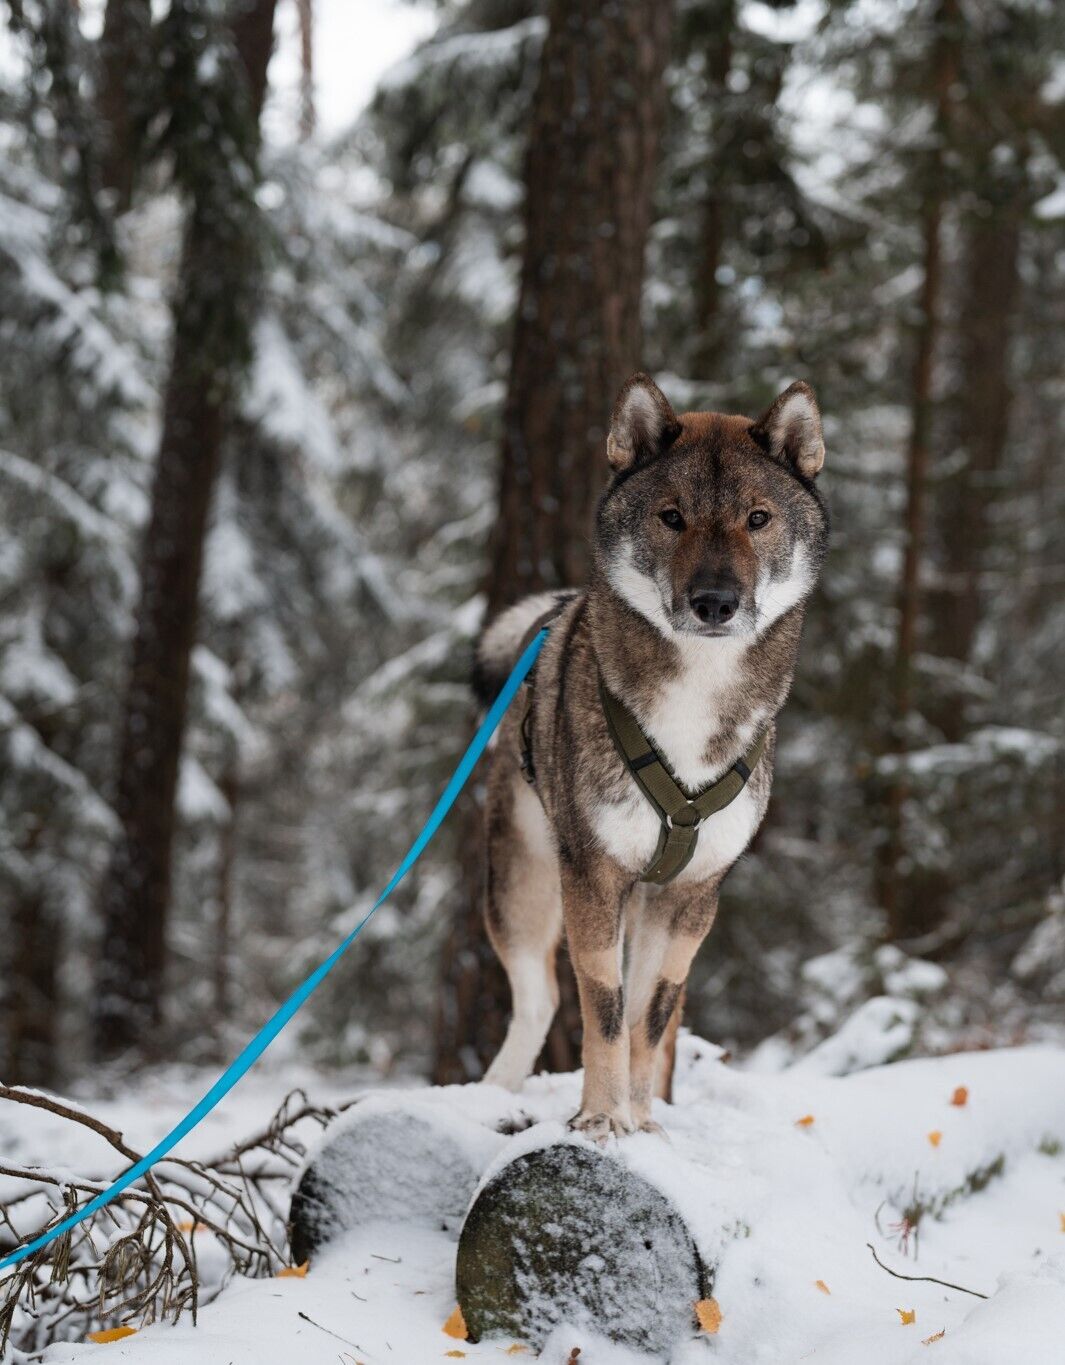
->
635, 1118, 669, 1139
568, 1109, 634, 1143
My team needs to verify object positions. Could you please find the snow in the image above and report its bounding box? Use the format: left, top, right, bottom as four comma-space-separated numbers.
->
20, 1038, 1065, 1365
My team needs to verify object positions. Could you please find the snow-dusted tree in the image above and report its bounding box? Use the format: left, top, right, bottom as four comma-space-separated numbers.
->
95, 0, 279, 1054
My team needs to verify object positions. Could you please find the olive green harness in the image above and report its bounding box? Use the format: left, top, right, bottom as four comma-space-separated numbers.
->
598, 681, 768, 885
517, 607, 768, 886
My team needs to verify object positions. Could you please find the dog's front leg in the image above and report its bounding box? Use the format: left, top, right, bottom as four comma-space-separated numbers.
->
563, 863, 635, 1142
626, 883, 719, 1132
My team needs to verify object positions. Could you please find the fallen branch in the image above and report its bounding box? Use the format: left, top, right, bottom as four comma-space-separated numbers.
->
0, 1087, 340, 1354
865, 1243, 988, 1299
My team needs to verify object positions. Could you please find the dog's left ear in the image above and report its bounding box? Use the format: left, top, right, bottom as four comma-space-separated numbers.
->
607, 373, 682, 473
749, 381, 825, 478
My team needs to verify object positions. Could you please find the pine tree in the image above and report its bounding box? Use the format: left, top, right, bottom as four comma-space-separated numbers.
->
94, 0, 278, 1055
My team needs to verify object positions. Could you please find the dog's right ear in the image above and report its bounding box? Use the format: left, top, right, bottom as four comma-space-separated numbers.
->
607, 373, 682, 473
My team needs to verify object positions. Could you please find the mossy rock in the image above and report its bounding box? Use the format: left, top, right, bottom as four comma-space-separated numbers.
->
457, 1143, 711, 1355
289, 1103, 499, 1265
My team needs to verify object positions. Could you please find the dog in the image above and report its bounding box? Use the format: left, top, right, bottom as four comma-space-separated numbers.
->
474, 373, 828, 1139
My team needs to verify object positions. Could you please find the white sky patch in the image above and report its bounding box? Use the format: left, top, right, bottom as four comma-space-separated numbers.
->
0, 1, 437, 144
265, 0, 436, 142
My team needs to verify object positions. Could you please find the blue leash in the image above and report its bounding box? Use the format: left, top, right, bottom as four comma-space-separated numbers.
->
0, 628, 548, 1275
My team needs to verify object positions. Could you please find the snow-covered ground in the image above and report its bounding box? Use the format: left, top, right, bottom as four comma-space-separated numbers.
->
10, 1035, 1063, 1365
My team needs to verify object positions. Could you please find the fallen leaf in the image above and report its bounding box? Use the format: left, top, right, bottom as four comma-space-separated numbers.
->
949, 1086, 968, 1107
443, 1306, 469, 1340
444, 1353, 466, 1359
695, 1298, 723, 1334
1059, 1212, 1065, 1233
175, 1219, 207, 1234
814, 1280, 831, 1295
504, 1348, 529, 1356
795, 1114, 815, 1128
276, 1261, 309, 1278
87, 1326, 138, 1344
922, 1329, 946, 1344
927, 1130, 942, 1148
898, 1308, 917, 1325
567, 1352, 582, 1364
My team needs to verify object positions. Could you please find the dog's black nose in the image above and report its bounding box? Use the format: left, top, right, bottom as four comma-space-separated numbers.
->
689, 586, 739, 626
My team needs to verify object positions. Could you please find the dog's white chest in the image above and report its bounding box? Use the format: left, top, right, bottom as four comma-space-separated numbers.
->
592, 636, 766, 881
592, 777, 761, 882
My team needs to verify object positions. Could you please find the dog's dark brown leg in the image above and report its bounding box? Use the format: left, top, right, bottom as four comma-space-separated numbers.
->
563, 861, 636, 1141
625, 885, 718, 1131
654, 983, 685, 1103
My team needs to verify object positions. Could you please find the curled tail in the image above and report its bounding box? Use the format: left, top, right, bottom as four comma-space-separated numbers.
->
472, 590, 578, 706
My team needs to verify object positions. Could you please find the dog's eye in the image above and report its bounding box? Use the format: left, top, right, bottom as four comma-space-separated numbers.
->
748, 509, 771, 530
659, 508, 685, 532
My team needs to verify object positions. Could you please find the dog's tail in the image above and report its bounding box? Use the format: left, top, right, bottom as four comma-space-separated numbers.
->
472, 590, 578, 706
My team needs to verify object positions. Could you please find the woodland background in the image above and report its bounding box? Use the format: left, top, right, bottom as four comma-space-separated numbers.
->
1, 0, 1063, 1096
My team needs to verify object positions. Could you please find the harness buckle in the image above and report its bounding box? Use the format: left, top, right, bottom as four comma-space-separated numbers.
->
665, 804, 702, 831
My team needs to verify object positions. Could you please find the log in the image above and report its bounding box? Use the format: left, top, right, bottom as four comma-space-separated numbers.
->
288, 1098, 503, 1265
457, 1143, 711, 1355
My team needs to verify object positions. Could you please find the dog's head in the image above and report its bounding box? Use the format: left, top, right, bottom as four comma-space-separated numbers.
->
596, 373, 829, 639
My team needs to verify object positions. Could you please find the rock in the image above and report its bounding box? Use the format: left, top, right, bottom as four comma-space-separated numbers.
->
288, 1098, 503, 1264
456, 1142, 710, 1356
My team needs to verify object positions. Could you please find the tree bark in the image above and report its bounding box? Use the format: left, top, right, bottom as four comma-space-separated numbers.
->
691, 0, 736, 379
97, 0, 154, 212
434, 0, 674, 1084
929, 186, 1024, 736
2, 883, 60, 1086
297, 0, 315, 141
94, 0, 277, 1057
879, 0, 959, 941
485, 0, 675, 615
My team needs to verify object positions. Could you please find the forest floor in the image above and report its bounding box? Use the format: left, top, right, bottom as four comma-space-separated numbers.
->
21, 1037, 1065, 1365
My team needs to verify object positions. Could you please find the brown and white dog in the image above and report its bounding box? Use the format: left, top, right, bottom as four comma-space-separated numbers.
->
474, 373, 828, 1140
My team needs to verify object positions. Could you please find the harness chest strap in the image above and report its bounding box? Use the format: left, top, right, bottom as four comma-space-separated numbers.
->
599, 679, 768, 885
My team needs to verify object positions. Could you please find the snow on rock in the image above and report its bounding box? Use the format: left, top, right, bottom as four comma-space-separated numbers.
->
40, 1042, 1065, 1364
289, 1093, 505, 1262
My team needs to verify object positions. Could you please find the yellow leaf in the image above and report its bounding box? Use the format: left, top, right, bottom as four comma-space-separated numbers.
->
503, 1349, 529, 1356
927, 1130, 942, 1148
276, 1261, 309, 1278
444, 1353, 467, 1359
443, 1306, 469, 1341
88, 1326, 138, 1344
922, 1329, 946, 1344
795, 1114, 815, 1128
814, 1280, 831, 1295
1058, 1212, 1065, 1233
695, 1298, 722, 1334
949, 1086, 968, 1107
898, 1308, 917, 1325
175, 1219, 207, 1233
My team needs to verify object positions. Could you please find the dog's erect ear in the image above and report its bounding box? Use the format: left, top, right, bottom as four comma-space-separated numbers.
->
749, 381, 825, 478
607, 373, 682, 473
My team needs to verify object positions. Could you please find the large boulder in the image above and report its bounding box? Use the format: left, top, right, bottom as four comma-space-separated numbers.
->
457, 1142, 711, 1356
288, 1097, 504, 1264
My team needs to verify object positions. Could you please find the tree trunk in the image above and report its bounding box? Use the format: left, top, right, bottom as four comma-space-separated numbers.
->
929, 187, 1023, 734
879, 0, 959, 941
2, 882, 60, 1087
485, 0, 675, 615
94, 0, 277, 1057
97, 0, 154, 212
297, 0, 315, 141
692, 0, 736, 379
434, 0, 674, 1084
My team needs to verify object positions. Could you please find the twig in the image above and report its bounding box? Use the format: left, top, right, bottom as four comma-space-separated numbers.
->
297, 1310, 365, 1352
865, 1243, 988, 1299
